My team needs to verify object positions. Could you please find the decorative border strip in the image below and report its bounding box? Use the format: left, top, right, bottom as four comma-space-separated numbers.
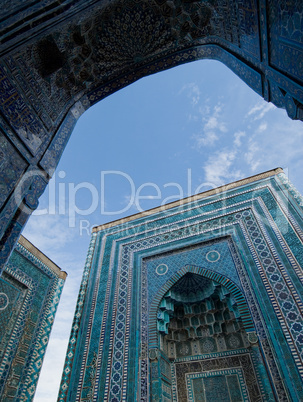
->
77, 236, 107, 400
175, 348, 249, 363
277, 173, 303, 212
58, 233, 97, 401
240, 215, 303, 376
22, 277, 65, 400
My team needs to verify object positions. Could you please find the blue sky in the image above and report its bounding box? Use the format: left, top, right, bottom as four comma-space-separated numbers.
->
22, 59, 303, 401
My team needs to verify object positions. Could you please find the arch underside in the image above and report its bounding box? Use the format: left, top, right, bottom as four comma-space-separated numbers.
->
0, 0, 303, 269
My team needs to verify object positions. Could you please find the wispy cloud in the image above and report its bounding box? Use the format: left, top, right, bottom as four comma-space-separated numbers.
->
179, 82, 201, 106
203, 149, 243, 186
233, 131, 245, 147
192, 102, 227, 149
244, 102, 303, 175
193, 90, 303, 196
257, 122, 267, 132
244, 140, 261, 172
22, 213, 76, 256
246, 101, 276, 120
193, 130, 218, 147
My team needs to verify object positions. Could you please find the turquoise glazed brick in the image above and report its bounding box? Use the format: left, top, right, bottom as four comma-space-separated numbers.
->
0, 236, 66, 401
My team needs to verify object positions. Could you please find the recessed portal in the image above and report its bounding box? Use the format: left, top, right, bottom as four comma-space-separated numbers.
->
152, 273, 266, 401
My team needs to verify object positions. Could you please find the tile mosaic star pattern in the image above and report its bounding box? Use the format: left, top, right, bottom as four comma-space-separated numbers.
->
60, 170, 303, 401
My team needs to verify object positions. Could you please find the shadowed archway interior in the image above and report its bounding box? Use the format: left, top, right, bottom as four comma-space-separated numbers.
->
152, 272, 267, 401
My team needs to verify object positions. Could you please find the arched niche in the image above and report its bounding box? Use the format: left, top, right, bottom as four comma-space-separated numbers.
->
148, 266, 273, 401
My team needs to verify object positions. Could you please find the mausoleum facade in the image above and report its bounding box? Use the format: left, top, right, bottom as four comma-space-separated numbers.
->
60, 168, 303, 401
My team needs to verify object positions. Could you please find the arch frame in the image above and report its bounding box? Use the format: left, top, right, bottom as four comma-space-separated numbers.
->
148, 264, 255, 349
1, 0, 303, 271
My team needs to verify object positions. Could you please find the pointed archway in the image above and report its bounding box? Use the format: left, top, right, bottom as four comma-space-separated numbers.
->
1, 0, 303, 271
148, 266, 273, 401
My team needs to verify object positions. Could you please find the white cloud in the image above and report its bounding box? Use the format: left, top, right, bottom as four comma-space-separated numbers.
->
198, 103, 210, 116
188, 113, 199, 122
179, 82, 201, 106
193, 130, 218, 147
242, 103, 303, 177
246, 101, 276, 120
233, 131, 246, 147
192, 102, 227, 149
257, 122, 267, 132
22, 214, 76, 256
203, 103, 227, 133
244, 140, 261, 172
203, 149, 243, 186
34, 337, 68, 402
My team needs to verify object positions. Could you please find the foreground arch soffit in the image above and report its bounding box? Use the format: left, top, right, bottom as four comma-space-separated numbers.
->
0, 0, 303, 270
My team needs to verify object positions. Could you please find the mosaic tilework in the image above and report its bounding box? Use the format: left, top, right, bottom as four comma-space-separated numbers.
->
240, 211, 303, 365
277, 172, 303, 210
58, 232, 98, 401
268, 0, 303, 83
0, 237, 65, 401
40, 109, 78, 173
146, 238, 243, 304
2, 0, 302, 129
0, 272, 28, 361
61, 171, 303, 401
176, 353, 261, 401
0, 132, 28, 210
187, 369, 247, 402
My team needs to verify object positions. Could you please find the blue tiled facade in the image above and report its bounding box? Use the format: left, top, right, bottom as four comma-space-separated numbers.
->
0, 235, 66, 401
60, 169, 303, 401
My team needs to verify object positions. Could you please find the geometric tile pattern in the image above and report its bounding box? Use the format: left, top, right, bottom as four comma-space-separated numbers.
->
58, 232, 97, 401
0, 237, 66, 401
187, 369, 247, 402
146, 239, 243, 302
60, 170, 303, 401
